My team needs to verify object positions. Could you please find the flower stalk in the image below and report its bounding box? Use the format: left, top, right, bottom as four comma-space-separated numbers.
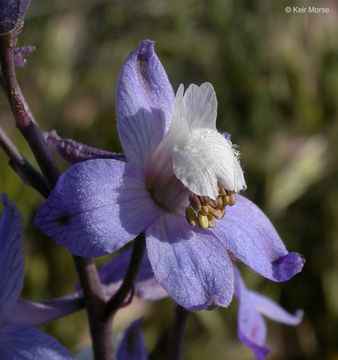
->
172, 305, 190, 360
74, 257, 114, 360
0, 31, 59, 190
105, 232, 146, 316
0, 126, 49, 197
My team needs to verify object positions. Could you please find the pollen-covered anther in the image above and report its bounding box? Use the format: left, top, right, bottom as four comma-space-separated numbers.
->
197, 213, 209, 230
207, 215, 215, 228
185, 207, 198, 227
186, 185, 236, 229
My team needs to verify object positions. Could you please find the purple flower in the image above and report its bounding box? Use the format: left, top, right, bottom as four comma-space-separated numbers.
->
98, 248, 167, 302
117, 319, 147, 360
35, 39, 304, 310
234, 266, 303, 360
13, 45, 35, 67
0, 194, 74, 359
0, 45, 35, 76
0, 0, 30, 35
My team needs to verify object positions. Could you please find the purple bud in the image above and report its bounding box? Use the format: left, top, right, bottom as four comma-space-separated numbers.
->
0, 0, 31, 35
13, 45, 35, 67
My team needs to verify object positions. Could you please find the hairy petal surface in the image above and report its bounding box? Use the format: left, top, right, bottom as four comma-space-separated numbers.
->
116, 320, 147, 360
99, 248, 167, 301
9, 293, 83, 327
146, 213, 234, 310
0, 194, 23, 321
0, 324, 74, 360
234, 267, 269, 360
212, 195, 305, 281
172, 129, 246, 199
35, 159, 162, 257
116, 39, 175, 168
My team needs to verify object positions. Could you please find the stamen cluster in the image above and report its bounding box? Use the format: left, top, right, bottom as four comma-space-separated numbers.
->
185, 185, 236, 230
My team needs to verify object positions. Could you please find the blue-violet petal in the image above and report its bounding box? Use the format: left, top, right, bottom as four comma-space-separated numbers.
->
116, 39, 175, 168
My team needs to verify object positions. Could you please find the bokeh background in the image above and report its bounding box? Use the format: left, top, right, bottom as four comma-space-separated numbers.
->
0, 0, 337, 359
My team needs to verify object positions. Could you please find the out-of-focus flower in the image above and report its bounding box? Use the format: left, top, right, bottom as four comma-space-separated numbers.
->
234, 266, 303, 360
35, 39, 304, 310
13, 45, 35, 67
117, 319, 147, 360
0, 0, 31, 35
0, 194, 74, 359
0, 45, 35, 76
98, 247, 167, 302
98, 250, 303, 359
77, 319, 147, 360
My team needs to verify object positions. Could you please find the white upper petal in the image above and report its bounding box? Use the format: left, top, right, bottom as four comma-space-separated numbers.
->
183, 82, 217, 130
172, 128, 246, 199
166, 84, 190, 147
154, 83, 246, 201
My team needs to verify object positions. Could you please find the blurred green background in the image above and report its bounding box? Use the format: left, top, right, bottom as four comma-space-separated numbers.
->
0, 0, 337, 359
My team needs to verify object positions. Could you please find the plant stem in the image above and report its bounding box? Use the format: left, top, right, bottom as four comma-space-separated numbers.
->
74, 257, 114, 360
0, 31, 114, 359
105, 233, 146, 316
172, 305, 190, 360
0, 126, 49, 197
0, 33, 59, 190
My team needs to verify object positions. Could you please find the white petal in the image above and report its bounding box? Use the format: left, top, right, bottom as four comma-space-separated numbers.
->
150, 84, 190, 166
172, 129, 246, 199
167, 84, 190, 147
184, 82, 217, 130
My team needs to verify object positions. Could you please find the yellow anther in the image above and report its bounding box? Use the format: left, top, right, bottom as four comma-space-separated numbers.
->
207, 215, 215, 228
216, 196, 223, 209
197, 213, 209, 230
219, 187, 226, 195
229, 193, 236, 206
199, 205, 209, 216
220, 208, 226, 218
199, 196, 211, 205
186, 185, 236, 229
206, 205, 218, 217
209, 199, 218, 208
222, 194, 229, 206
213, 208, 224, 219
185, 207, 197, 227
189, 194, 202, 211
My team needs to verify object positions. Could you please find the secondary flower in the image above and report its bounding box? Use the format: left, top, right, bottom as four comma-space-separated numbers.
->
98, 247, 167, 302
35, 39, 304, 310
234, 266, 303, 360
117, 319, 147, 360
0, 194, 74, 360
101, 251, 303, 359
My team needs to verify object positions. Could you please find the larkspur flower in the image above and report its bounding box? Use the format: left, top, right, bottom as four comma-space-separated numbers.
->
77, 318, 147, 360
0, 194, 74, 359
117, 319, 147, 360
233, 266, 303, 360
35, 39, 304, 310
98, 247, 167, 301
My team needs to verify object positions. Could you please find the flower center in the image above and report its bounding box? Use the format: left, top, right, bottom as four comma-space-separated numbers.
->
185, 184, 236, 230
